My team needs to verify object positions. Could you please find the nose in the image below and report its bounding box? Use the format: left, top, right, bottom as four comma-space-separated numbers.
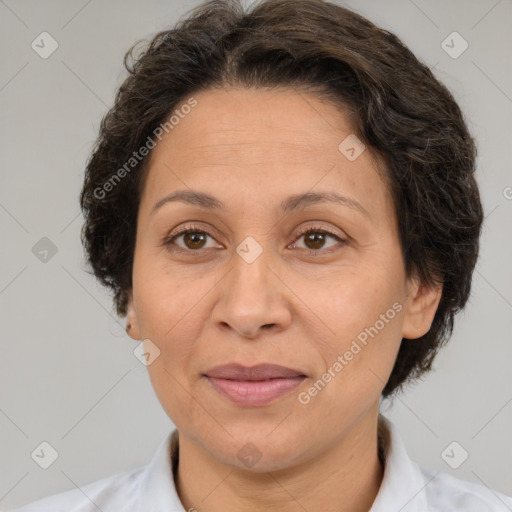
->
210, 241, 292, 339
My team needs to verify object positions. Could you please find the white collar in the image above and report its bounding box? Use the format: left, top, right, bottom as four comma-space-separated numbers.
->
134, 426, 182, 511
370, 414, 429, 511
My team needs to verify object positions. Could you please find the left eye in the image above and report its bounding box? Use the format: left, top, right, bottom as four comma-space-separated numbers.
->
293, 229, 344, 252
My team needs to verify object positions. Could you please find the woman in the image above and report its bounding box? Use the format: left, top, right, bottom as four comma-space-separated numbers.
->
11, 0, 512, 510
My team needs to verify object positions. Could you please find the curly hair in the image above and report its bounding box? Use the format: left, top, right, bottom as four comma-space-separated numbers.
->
79, 0, 483, 397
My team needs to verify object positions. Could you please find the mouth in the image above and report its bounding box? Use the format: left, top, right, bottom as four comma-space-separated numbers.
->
203, 363, 307, 407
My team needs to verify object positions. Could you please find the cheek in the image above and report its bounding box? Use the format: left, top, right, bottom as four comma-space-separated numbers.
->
132, 258, 207, 393
298, 258, 405, 340
146, 359, 197, 429
298, 308, 403, 421
294, 259, 405, 405
137, 273, 206, 426
133, 246, 206, 337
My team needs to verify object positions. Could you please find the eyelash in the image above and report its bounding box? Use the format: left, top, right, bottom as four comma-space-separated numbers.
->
162, 223, 347, 257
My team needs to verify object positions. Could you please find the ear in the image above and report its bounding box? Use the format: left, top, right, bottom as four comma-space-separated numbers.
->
401, 275, 443, 339
126, 289, 142, 341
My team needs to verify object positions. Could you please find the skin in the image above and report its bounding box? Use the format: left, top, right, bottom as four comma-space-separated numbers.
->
126, 86, 442, 512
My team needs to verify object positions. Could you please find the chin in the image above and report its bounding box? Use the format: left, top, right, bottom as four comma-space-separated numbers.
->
209, 428, 307, 473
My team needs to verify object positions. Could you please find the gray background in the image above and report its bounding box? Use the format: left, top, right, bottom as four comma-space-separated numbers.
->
0, 0, 511, 509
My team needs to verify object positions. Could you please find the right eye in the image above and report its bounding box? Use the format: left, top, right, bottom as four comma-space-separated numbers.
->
163, 226, 223, 253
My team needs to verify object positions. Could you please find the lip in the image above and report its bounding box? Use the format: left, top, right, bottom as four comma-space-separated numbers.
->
204, 363, 307, 407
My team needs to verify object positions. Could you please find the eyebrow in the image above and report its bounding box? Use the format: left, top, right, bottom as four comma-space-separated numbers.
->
151, 189, 370, 218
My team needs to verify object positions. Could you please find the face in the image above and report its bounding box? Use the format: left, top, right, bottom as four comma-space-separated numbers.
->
127, 86, 441, 472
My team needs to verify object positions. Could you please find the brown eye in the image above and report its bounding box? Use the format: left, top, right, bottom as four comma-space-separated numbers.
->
165, 228, 220, 251
303, 231, 329, 250
181, 231, 208, 250
293, 228, 346, 255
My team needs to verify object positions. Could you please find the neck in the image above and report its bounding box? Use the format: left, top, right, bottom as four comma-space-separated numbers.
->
174, 409, 384, 512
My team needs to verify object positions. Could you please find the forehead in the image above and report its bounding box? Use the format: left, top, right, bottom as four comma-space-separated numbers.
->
139, 86, 392, 222
171, 86, 358, 153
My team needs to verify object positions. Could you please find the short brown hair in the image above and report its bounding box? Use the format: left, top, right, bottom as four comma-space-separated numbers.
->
79, 0, 483, 397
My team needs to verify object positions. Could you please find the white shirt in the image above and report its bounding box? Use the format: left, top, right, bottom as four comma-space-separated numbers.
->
8, 415, 512, 512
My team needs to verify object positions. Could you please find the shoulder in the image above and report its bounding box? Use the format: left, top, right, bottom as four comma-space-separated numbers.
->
6, 466, 145, 512
376, 415, 512, 512
421, 466, 512, 511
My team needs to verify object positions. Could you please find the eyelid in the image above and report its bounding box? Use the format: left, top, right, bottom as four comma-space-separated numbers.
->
293, 223, 346, 240
165, 221, 221, 239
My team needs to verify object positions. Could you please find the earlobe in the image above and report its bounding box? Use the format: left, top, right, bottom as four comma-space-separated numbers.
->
401, 277, 443, 339
125, 290, 142, 341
